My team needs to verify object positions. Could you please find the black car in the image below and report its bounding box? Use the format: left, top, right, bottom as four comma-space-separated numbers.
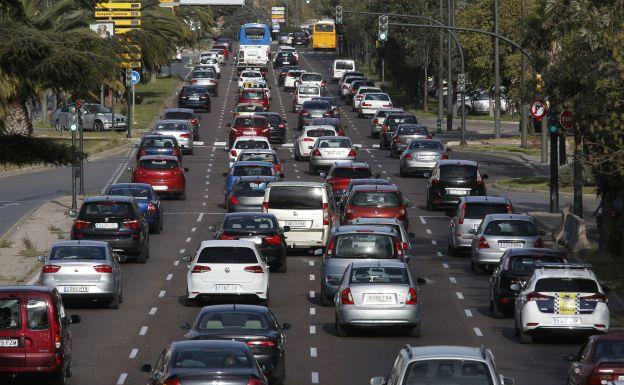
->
178, 85, 212, 112
255, 112, 287, 143
298, 100, 333, 129
71, 196, 150, 262
312, 96, 341, 119
212, 213, 289, 273
293, 31, 307, 46
180, 304, 291, 384
380, 112, 418, 149
426, 160, 488, 210
141, 340, 267, 385
489, 248, 567, 317
277, 66, 299, 86
134, 135, 182, 162
273, 52, 297, 68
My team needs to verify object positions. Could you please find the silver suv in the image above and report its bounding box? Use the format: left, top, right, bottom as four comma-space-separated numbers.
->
448, 196, 513, 257
370, 345, 514, 385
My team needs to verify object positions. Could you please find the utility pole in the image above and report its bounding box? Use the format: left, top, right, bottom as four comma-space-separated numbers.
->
79, 111, 84, 195
446, 0, 454, 131
573, 120, 583, 217
547, 111, 559, 213
520, 0, 528, 147
437, 0, 444, 134
559, 133, 566, 165
494, 0, 501, 139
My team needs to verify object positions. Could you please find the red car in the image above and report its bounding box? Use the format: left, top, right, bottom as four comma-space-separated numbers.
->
0, 286, 81, 382
227, 115, 270, 146
237, 88, 270, 111
322, 162, 376, 198
131, 155, 188, 200
341, 184, 412, 228
565, 334, 624, 385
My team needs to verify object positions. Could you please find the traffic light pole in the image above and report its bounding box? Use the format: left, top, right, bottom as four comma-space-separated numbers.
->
549, 131, 559, 213
446, 0, 454, 132
573, 123, 583, 217
71, 130, 77, 211
79, 115, 84, 195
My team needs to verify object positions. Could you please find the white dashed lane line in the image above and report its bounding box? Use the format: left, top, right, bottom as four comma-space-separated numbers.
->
174, 260, 180, 266
185, 237, 191, 243
449, 277, 457, 284
474, 327, 483, 337
149, 307, 157, 315
309, 307, 316, 315
309, 274, 315, 281
310, 347, 318, 357
312, 371, 319, 384
436, 251, 443, 257
116, 373, 128, 385
179, 248, 186, 254
426, 229, 432, 235
139, 326, 148, 336
309, 260, 314, 266
129, 348, 138, 359
442, 263, 449, 269
419, 216, 427, 224
309, 325, 316, 334
431, 240, 438, 245
158, 290, 166, 298
309, 290, 315, 298
464, 309, 473, 317
456, 292, 464, 300
166, 273, 173, 281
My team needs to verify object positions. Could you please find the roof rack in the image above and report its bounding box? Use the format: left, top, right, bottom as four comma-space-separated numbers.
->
534, 263, 592, 270
402, 344, 413, 359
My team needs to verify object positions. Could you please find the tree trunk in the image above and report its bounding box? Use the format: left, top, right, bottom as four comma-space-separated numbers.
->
2, 99, 33, 136
423, 66, 429, 113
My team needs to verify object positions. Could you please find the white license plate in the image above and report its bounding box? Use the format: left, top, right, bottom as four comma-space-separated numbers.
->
241, 237, 262, 245
364, 294, 396, 305
189, 96, 200, 101
285, 221, 307, 228
553, 317, 581, 325
619, 376, 624, 380
244, 131, 256, 136
213, 285, 238, 293
153, 185, 168, 191
419, 155, 436, 160
95, 222, 118, 229
499, 242, 524, 249
0, 339, 19, 347
64, 286, 89, 293
282, 61, 289, 64
447, 189, 468, 195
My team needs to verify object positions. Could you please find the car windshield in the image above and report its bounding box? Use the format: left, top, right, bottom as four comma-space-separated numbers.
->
234, 117, 265, 126
50, 246, 106, 260
171, 347, 252, 369
85, 105, 110, 114
192, 72, 214, 79
241, 91, 264, 99
314, 97, 337, 106
197, 247, 257, 264
239, 153, 276, 163
0, 299, 21, 329
333, 233, 395, 259
463, 203, 509, 219
302, 74, 322, 81
233, 181, 270, 196
141, 138, 177, 149
593, 341, 624, 362
535, 278, 599, 293
268, 186, 323, 210
183, 86, 208, 94
232, 165, 273, 176
164, 112, 193, 120
408, 141, 443, 150
108, 187, 151, 199
403, 360, 493, 385
306, 129, 336, 137
336, 61, 354, 70
139, 159, 179, 170
483, 220, 538, 236
82, 201, 136, 218
508, 256, 566, 274
331, 168, 372, 179
155, 122, 189, 131
245, 27, 265, 39
317, 138, 351, 148
198, 312, 271, 330
235, 142, 270, 150
288, 71, 303, 77
223, 216, 277, 231
398, 125, 428, 134
312, 118, 340, 127
303, 101, 330, 110
242, 72, 261, 78
299, 86, 320, 95
351, 192, 400, 207
440, 165, 477, 180
358, 88, 379, 95
350, 266, 409, 284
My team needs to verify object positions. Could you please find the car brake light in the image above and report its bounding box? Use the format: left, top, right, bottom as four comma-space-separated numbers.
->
534, 238, 544, 247
526, 291, 554, 301
42, 265, 61, 274
506, 204, 513, 213
247, 377, 264, 385
478, 236, 490, 249
147, 202, 157, 213
244, 265, 264, 273
405, 288, 419, 304
180, 133, 190, 138
356, 95, 363, 99
163, 378, 182, 385
94, 264, 113, 273
264, 234, 282, 245
300, 110, 310, 117
322, 202, 329, 225
373, 119, 379, 125
190, 79, 197, 84
219, 234, 237, 240
73, 220, 90, 230
431, 179, 440, 185
588, 372, 617, 385
246, 340, 276, 347
458, 204, 466, 224
230, 150, 237, 157
402, 242, 409, 250
440, 153, 449, 159
312, 149, 322, 157
326, 238, 335, 254
584, 293, 608, 303
123, 220, 141, 230
191, 119, 198, 125
341, 288, 354, 305
348, 149, 357, 157
303, 137, 314, 142
274, 164, 282, 172
362, 102, 371, 107
403, 153, 412, 160
191, 265, 211, 273
228, 195, 240, 205
262, 201, 269, 212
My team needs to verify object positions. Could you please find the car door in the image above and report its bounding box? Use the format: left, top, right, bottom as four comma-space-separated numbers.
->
24, 297, 53, 368
149, 347, 170, 385
81, 105, 95, 130
568, 340, 592, 385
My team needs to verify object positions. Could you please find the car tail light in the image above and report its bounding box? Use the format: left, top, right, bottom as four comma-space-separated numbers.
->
426, 135, 432, 139
323, 111, 334, 117
312, 149, 322, 157
137, 148, 146, 157
147, 202, 157, 213
123, 220, 141, 230
373, 119, 379, 125
321, 80, 326, 87
247, 376, 264, 385
73, 220, 90, 230
458, 204, 466, 224
326, 238, 335, 255
393, 136, 400, 143
341, 288, 354, 305
42, 265, 61, 274
94, 264, 113, 273
403, 153, 413, 160
431, 178, 440, 185
362, 102, 371, 107
440, 153, 449, 159
588, 372, 617, 385
191, 118, 198, 126
477, 236, 490, 249
584, 293, 608, 303
348, 149, 357, 157
405, 288, 419, 304
300, 110, 310, 117
534, 238, 544, 247
219, 234, 237, 240
244, 265, 264, 273
228, 195, 240, 206
322, 202, 329, 225
264, 234, 282, 245
274, 163, 282, 172
402, 242, 409, 250
355, 95, 363, 99
230, 149, 237, 157
303, 137, 314, 142
278, 123, 285, 129
262, 201, 269, 212
200, 95, 208, 100
172, 148, 180, 157
506, 204, 514, 213
526, 291, 554, 301
246, 340, 276, 347
383, 103, 393, 107
191, 265, 211, 273
179, 92, 186, 98
180, 133, 190, 139
190, 79, 197, 84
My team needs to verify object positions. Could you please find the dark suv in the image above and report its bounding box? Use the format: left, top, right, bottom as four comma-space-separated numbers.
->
178, 85, 212, 112
380, 113, 418, 149
255, 112, 287, 143
71, 196, 150, 263
426, 160, 488, 210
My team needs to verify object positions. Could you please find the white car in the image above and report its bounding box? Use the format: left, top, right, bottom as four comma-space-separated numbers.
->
295, 125, 337, 160
284, 70, 305, 91
210, 48, 225, 64
297, 72, 325, 90
239, 78, 271, 100
331, 59, 355, 82
277, 45, 299, 61
238, 70, 263, 89
357, 92, 393, 118
352, 86, 382, 110
199, 57, 221, 76
183, 240, 269, 305
292, 85, 322, 112
229, 136, 271, 168
199, 51, 218, 61
513, 264, 610, 344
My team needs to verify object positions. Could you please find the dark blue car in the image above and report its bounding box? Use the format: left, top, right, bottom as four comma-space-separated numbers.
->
134, 134, 182, 162
222, 161, 279, 204
106, 183, 163, 233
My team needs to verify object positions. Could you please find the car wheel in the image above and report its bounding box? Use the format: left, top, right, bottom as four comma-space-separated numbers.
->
390, 149, 397, 159
136, 244, 148, 264
260, 291, 270, 307
309, 166, 316, 175
188, 148, 194, 155
50, 366, 67, 385
107, 294, 119, 309
180, 190, 187, 200
448, 240, 459, 257
295, 149, 302, 162
94, 120, 103, 132
520, 328, 533, 344
426, 196, 434, 211
118, 285, 123, 304
473, 259, 485, 275
335, 315, 349, 337
275, 256, 287, 273
409, 322, 422, 337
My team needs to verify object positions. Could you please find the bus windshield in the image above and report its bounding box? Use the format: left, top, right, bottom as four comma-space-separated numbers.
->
315, 23, 335, 33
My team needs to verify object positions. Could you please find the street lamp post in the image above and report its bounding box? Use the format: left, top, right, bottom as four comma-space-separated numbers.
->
447, 0, 454, 132
437, 0, 444, 134
494, 0, 501, 139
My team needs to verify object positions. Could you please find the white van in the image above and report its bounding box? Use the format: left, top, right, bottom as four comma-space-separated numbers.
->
292, 85, 322, 112
331, 59, 356, 82
262, 182, 338, 249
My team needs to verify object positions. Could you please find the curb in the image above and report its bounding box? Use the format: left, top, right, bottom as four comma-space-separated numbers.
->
0, 205, 39, 242
491, 182, 597, 198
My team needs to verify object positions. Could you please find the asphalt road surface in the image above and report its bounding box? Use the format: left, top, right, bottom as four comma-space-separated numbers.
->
6, 48, 592, 385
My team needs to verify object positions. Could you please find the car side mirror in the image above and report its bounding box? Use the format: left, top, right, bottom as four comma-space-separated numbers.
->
313, 249, 324, 256
415, 277, 427, 286
446, 147, 452, 152
222, 172, 228, 177
510, 283, 521, 292
281, 322, 292, 330
501, 377, 514, 385
481, 173, 489, 179
140, 364, 152, 373
282, 226, 291, 232
37, 255, 46, 263
562, 353, 575, 362
181, 255, 193, 263
370, 377, 386, 385
226, 123, 232, 127
184, 167, 189, 172
468, 229, 477, 235
404, 201, 413, 208
117, 253, 128, 263
179, 321, 191, 330
319, 172, 327, 178
127, 166, 135, 172
70, 315, 81, 324
408, 232, 416, 239
68, 210, 78, 218
208, 225, 217, 232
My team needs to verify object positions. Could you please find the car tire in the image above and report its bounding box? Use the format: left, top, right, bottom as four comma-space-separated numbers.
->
400, 166, 408, 178
260, 291, 270, 307
94, 120, 103, 132
295, 149, 302, 162
136, 244, 148, 264
188, 148, 194, 155
390, 149, 398, 159
272, 356, 286, 385
50, 366, 67, 385
275, 257, 287, 273
309, 165, 316, 175
409, 322, 422, 337
426, 197, 434, 211
108, 294, 119, 309
520, 328, 533, 344
335, 315, 349, 337
448, 240, 459, 257
180, 190, 187, 201
150, 220, 161, 234
472, 259, 485, 275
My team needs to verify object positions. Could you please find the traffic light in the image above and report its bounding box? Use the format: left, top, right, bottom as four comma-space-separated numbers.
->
547, 110, 560, 135
535, 73, 542, 93
378, 15, 389, 42
68, 101, 81, 132
336, 5, 343, 24
125, 68, 132, 87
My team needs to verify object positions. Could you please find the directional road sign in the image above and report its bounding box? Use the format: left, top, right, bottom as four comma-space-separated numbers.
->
96, 2, 141, 9
95, 10, 141, 17
130, 70, 140, 85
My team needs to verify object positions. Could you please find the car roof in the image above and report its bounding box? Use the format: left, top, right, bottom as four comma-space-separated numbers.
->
163, 107, 194, 114
437, 159, 479, 167
533, 267, 597, 280
350, 259, 408, 269
231, 161, 274, 167
483, 213, 534, 222
155, 119, 190, 125
461, 196, 508, 204
51, 240, 109, 248
348, 178, 392, 186
333, 225, 398, 236
199, 240, 257, 249
84, 195, 134, 203
233, 136, 269, 142
504, 248, 567, 258
235, 114, 266, 119
304, 125, 336, 132
198, 304, 270, 316
351, 184, 399, 192
0, 285, 54, 294
138, 155, 179, 161
239, 149, 276, 154
332, 161, 370, 169
141, 134, 176, 140
317, 136, 349, 141
255, 111, 280, 117
405, 345, 490, 361
109, 182, 152, 189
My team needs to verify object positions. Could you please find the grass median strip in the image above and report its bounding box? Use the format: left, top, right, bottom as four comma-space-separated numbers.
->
496, 176, 597, 194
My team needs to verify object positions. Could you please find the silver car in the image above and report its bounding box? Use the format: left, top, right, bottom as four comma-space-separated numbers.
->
309, 136, 357, 175
188, 70, 218, 96
38, 240, 124, 308
448, 196, 513, 257
51, 103, 128, 132
470, 214, 544, 274
399, 139, 450, 177
162, 107, 201, 141
390, 124, 431, 157
152, 119, 194, 154
455, 91, 509, 114
370, 108, 403, 138
350, 217, 415, 262
334, 260, 424, 337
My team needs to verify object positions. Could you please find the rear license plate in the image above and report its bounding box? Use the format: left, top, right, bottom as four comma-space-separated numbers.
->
189, 96, 200, 101
95, 222, 118, 229
244, 131, 256, 136
152, 186, 168, 191
0, 339, 19, 347
553, 317, 581, 325
364, 294, 396, 305
285, 221, 307, 228
619, 376, 624, 380
447, 189, 468, 195
64, 286, 89, 293
419, 155, 436, 160
241, 237, 262, 245
213, 285, 238, 293
499, 242, 524, 249
282, 61, 289, 64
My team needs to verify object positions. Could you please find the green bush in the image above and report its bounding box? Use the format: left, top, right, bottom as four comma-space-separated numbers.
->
558, 162, 596, 187
0, 134, 78, 166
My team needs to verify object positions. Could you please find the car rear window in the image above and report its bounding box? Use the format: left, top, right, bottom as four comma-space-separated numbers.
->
237, 105, 263, 113
257, 114, 281, 125
318, 138, 351, 148
234, 117, 266, 126
312, 118, 340, 127
0, 299, 21, 329
164, 112, 193, 120
233, 181, 269, 196
197, 247, 257, 264
235, 141, 270, 150
464, 203, 509, 219
50, 246, 107, 260
287, 71, 303, 77
387, 115, 417, 127
508, 256, 566, 274
232, 165, 273, 177
358, 88, 380, 95
27, 299, 49, 330
307, 129, 336, 137
182, 86, 208, 94
141, 138, 176, 148
483, 220, 538, 236
535, 278, 599, 293
350, 266, 409, 284
241, 91, 264, 99
303, 101, 330, 110
268, 186, 323, 210
172, 347, 252, 369
302, 73, 322, 81
351, 192, 400, 207
398, 125, 427, 134
335, 61, 354, 70
81, 201, 136, 219
408, 140, 443, 150
198, 312, 271, 330
224, 216, 277, 231
108, 187, 151, 199
155, 122, 189, 131
403, 360, 493, 385
440, 165, 477, 180
299, 86, 320, 95
593, 341, 624, 362
333, 233, 395, 259
331, 168, 372, 179
239, 153, 276, 163
192, 71, 215, 79
139, 159, 179, 170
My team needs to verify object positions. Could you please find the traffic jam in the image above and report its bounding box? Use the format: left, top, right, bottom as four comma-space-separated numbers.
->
0, 22, 621, 385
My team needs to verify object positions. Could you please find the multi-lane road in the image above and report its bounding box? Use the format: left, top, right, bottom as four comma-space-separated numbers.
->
4, 47, 600, 385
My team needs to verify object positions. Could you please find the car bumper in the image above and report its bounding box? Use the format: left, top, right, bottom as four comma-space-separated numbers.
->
179, 100, 211, 110
337, 306, 421, 327
40, 280, 117, 298
310, 157, 356, 169
258, 245, 286, 267
402, 160, 437, 174
371, 125, 382, 135
391, 143, 408, 153
451, 233, 475, 249
269, 128, 286, 142
187, 278, 268, 300
228, 204, 263, 213
473, 249, 505, 264
72, 236, 143, 254
360, 107, 379, 116
521, 303, 610, 334
283, 229, 327, 248
0, 354, 62, 373
103, 121, 128, 131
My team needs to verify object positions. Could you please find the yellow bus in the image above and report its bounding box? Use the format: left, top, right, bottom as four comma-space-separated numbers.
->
312, 20, 336, 50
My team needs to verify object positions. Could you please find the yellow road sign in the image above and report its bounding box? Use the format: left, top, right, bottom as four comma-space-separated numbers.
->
121, 61, 142, 69
159, 0, 177, 2
121, 53, 142, 60
112, 19, 141, 26
95, 10, 141, 17
115, 27, 141, 34
96, 2, 141, 10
